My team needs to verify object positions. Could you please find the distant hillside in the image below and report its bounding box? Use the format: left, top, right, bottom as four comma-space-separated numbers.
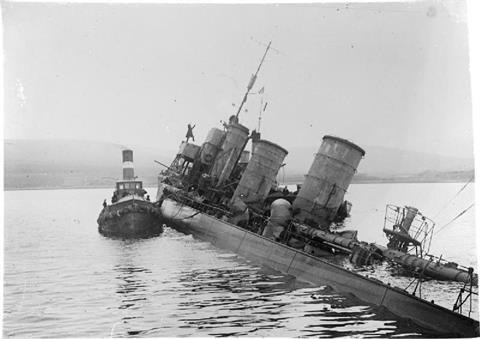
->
282, 170, 475, 185
4, 139, 174, 190
3, 139, 475, 190
283, 145, 474, 176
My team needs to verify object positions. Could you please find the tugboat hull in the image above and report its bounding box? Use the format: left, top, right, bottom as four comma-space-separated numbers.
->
98, 212, 163, 238
98, 199, 163, 238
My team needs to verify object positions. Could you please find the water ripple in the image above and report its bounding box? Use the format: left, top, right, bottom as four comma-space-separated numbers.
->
4, 187, 473, 337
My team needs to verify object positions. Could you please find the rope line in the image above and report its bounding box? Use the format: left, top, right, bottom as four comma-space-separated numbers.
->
435, 203, 475, 235
432, 176, 474, 220
177, 211, 201, 220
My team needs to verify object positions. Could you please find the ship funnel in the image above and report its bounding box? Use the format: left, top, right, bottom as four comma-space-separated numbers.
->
122, 149, 135, 180
210, 122, 250, 186
199, 128, 226, 165
231, 139, 288, 205
292, 136, 365, 229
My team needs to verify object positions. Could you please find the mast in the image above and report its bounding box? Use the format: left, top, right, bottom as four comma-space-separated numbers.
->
258, 96, 263, 132
258, 98, 267, 132
235, 41, 272, 120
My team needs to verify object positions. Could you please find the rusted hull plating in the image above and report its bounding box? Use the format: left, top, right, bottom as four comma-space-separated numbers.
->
159, 198, 479, 337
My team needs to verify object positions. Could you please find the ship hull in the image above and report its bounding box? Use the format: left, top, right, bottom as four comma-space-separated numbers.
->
159, 197, 478, 337
98, 199, 163, 238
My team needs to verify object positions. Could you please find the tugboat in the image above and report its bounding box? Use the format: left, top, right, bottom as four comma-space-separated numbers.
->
98, 149, 163, 238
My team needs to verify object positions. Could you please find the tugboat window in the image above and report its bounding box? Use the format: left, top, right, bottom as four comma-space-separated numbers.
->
119, 184, 124, 189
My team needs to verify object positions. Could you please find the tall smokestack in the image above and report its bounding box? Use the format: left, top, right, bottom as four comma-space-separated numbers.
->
292, 136, 365, 229
122, 149, 134, 180
231, 139, 288, 205
210, 122, 249, 186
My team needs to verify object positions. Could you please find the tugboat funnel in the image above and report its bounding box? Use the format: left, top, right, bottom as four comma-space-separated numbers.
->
122, 149, 134, 180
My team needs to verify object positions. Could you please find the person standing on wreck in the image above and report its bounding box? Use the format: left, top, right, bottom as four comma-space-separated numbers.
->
185, 123, 196, 142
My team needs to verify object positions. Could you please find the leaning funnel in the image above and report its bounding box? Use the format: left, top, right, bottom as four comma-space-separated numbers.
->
210, 122, 250, 186
292, 136, 365, 229
231, 139, 288, 205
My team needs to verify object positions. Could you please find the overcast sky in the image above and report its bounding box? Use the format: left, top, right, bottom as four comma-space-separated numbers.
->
3, 1, 474, 158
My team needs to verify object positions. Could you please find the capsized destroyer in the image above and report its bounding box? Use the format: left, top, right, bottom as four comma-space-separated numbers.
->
98, 149, 163, 238
155, 44, 478, 336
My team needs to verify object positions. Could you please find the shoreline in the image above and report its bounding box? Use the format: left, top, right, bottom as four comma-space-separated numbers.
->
4, 179, 475, 192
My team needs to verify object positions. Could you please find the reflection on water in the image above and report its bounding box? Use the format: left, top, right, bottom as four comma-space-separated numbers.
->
115, 265, 150, 310
162, 262, 429, 338
3, 186, 476, 337
108, 240, 156, 337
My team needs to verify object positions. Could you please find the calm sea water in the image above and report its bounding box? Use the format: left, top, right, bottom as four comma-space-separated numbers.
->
3, 183, 477, 337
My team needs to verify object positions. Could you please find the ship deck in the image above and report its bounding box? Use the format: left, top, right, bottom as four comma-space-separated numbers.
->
159, 197, 479, 337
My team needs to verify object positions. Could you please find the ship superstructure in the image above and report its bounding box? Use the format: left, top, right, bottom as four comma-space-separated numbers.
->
154, 43, 478, 336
